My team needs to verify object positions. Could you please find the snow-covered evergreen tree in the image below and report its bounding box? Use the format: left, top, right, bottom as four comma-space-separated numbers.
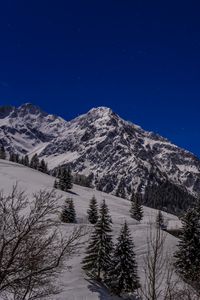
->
58, 167, 73, 191
87, 196, 98, 224
82, 200, 113, 280
9, 152, 19, 163
58, 168, 67, 191
65, 167, 73, 190
53, 179, 58, 189
130, 192, 143, 222
174, 208, 200, 286
156, 210, 164, 228
106, 221, 140, 296
60, 198, 76, 223
30, 153, 39, 170
15, 153, 19, 163
0, 145, 6, 160
9, 152, 15, 162
24, 155, 29, 167
20, 156, 25, 165
38, 159, 48, 174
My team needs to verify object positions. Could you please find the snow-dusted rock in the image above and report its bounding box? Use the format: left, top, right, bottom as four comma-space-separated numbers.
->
0, 103, 200, 196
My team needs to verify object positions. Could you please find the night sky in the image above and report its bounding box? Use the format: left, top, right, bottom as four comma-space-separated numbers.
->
0, 1, 200, 157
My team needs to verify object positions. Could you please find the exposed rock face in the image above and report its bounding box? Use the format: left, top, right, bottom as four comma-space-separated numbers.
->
1, 103, 200, 197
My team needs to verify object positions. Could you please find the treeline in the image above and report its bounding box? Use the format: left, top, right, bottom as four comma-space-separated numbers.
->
53, 166, 93, 191
143, 180, 196, 215
1, 144, 198, 217
9, 152, 49, 174
1, 144, 92, 190
114, 176, 197, 215
0, 145, 6, 160
0, 145, 48, 175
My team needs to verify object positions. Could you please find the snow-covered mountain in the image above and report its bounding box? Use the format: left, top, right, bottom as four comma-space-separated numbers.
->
1, 103, 200, 197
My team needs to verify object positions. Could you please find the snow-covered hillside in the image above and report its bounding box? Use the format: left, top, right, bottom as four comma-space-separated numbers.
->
0, 103, 200, 198
0, 159, 181, 300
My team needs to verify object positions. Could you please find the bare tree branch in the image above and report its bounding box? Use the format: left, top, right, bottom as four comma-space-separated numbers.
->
0, 186, 86, 300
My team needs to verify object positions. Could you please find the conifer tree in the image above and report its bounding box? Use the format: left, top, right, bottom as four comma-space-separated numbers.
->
82, 200, 113, 280
38, 159, 48, 174
9, 152, 19, 163
9, 152, 15, 162
30, 153, 39, 170
24, 155, 29, 167
54, 179, 58, 189
0, 145, 6, 160
16, 153, 19, 163
20, 156, 25, 165
87, 196, 98, 224
58, 168, 67, 191
174, 208, 200, 286
56, 166, 62, 178
156, 210, 164, 228
65, 167, 73, 190
130, 192, 143, 222
60, 198, 76, 223
106, 222, 140, 296
58, 167, 73, 191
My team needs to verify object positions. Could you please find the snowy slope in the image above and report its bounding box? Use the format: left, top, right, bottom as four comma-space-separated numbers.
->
1, 103, 200, 197
0, 160, 181, 300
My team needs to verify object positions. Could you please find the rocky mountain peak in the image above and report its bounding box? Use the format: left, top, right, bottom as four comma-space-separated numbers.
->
88, 106, 114, 116
15, 103, 47, 117
0, 103, 200, 200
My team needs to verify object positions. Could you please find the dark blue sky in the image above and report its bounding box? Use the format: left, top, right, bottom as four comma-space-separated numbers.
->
0, 1, 200, 157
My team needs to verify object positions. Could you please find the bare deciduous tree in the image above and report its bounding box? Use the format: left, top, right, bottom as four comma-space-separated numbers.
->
141, 224, 200, 300
0, 185, 85, 300
141, 225, 167, 300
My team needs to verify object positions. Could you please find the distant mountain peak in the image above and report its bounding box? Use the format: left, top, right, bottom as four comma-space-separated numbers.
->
18, 103, 46, 116
88, 106, 113, 113
0, 103, 200, 199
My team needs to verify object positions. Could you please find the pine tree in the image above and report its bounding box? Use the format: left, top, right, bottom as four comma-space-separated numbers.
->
38, 159, 48, 174
87, 196, 98, 224
9, 152, 19, 163
156, 210, 164, 228
65, 167, 73, 190
174, 208, 200, 285
60, 198, 76, 223
0, 145, 6, 160
30, 153, 39, 170
82, 200, 113, 280
106, 222, 140, 296
54, 179, 58, 189
20, 156, 25, 165
58, 168, 67, 191
130, 192, 143, 222
58, 167, 73, 191
9, 152, 15, 162
56, 166, 62, 178
15, 153, 19, 163
24, 155, 29, 167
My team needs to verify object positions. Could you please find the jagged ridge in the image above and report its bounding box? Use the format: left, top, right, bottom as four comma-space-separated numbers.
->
0, 103, 200, 197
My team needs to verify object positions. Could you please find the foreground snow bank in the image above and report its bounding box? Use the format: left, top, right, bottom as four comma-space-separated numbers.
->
0, 160, 181, 300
